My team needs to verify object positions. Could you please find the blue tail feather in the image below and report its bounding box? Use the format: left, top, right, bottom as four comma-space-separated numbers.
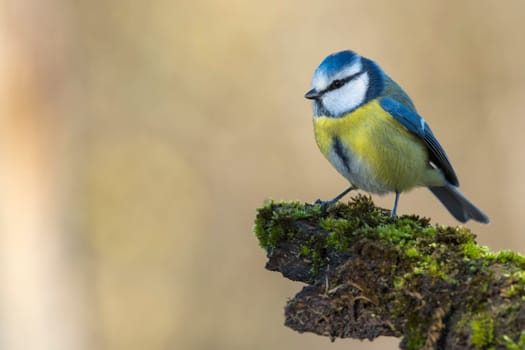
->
428, 185, 489, 224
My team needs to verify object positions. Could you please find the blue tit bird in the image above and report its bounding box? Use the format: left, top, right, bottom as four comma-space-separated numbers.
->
305, 50, 489, 224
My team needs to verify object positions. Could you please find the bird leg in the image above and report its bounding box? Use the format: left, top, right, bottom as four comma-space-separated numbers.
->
315, 186, 356, 209
391, 191, 400, 217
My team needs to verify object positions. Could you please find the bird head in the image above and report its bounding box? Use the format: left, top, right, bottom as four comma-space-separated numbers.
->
305, 50, 384, 117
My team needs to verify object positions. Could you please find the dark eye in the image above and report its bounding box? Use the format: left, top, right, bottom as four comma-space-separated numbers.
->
325, 72, 362, 93
330, 79, 343, 89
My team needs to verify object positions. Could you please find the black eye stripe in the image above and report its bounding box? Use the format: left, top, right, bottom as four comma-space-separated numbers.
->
323, 71, 363, 94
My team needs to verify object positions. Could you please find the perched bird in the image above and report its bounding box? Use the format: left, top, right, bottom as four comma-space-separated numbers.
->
305, 50, 489, 223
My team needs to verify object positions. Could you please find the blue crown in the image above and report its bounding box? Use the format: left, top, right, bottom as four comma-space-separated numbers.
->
316, 50, 360, 78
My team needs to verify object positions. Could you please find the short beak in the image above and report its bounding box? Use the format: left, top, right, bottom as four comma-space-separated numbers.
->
304, 88, 320, 100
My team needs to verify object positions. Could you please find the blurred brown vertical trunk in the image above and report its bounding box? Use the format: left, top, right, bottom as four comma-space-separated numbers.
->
0, 1, 85, 349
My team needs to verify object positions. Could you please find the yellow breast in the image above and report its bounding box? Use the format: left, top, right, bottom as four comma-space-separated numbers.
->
313, 99, 438, 193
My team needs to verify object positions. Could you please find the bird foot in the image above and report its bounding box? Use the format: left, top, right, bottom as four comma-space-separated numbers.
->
314, 198, 338, 211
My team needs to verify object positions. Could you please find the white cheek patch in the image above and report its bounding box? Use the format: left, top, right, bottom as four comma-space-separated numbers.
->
322, 73, 369, 116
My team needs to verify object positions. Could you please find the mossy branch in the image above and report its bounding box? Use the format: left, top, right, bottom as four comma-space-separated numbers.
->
254, 195, 525, 350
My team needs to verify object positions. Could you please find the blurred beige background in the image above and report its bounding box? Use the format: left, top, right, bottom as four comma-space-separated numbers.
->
1, 0, 524, 349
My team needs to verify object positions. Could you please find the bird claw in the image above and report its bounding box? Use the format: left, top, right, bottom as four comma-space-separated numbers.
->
314, 198, 336, 211
314, 186, 356, 210
314, 198, 324, 205
314, 199, 326, 208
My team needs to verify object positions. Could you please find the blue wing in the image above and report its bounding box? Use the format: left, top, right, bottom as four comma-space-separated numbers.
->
379, 97, 459, 186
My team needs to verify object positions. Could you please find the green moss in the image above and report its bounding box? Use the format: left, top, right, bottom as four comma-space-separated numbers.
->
494, 250, 525, 267
299, 245, 312, 257
393, 276, 405, 289
470, 312, 494, 349
411, 255, 447, 279
255, 196, 469, 282
512, 271, 525, 283
254, 200, 323, 250
254, 196, 525, 282
462, 242, 490, 260
253, 202, 286, 250
502, 271, 525, 298
405, 247, 420, 258
403, 317, 426, 350
377, 224, 413, 244
507, 285, 519, 297
458, 240, 525, 271
502, 331, 525, 350
322, 217, 359, 251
